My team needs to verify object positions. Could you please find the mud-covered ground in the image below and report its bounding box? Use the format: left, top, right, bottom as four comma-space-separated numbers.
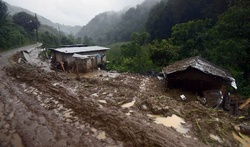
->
0, 46, 249, 147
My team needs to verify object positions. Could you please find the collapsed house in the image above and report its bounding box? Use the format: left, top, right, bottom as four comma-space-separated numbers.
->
50, 45, 110, 73
163, 56, 237, 92
162, 56, 238, 108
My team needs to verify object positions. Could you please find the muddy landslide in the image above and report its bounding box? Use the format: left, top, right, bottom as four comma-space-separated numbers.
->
0, 60, 211, 147
0, 48, 245, 147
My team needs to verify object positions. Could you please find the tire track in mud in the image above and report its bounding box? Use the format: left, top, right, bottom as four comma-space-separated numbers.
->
5, 65, 207, 147
0, 76, 110, 147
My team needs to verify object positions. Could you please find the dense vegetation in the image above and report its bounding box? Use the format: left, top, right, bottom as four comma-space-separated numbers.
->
146, 0, 228, 40
0, 0, 81, 50
107, 0, 250, 96
0, 1, 31, 49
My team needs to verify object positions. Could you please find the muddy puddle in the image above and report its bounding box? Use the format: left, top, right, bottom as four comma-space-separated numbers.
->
121, 98, 136, 108
98, 100, 107, 104
209, 134, 223, 143
96, 131, 106, 140
148, 114, 189, 134
125, 110, 134, 116
90, 127, 107, 141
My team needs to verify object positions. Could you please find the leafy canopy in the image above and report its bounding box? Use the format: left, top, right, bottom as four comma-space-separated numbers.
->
12, 12, 40, 32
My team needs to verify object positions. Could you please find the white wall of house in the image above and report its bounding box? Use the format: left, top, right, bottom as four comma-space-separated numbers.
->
53, 50, 107, 72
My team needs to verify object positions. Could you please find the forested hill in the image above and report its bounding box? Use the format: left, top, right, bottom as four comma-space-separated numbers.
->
106, 0, 250, 96
146, 0, 229, 40
5, 2, 81, 35
75, 0, 161, 45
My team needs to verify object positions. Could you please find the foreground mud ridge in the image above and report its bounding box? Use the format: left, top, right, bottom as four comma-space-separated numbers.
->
1, 58, 246, 146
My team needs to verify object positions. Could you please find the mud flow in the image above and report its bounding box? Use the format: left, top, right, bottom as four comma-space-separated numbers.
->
0, 48, 248, 147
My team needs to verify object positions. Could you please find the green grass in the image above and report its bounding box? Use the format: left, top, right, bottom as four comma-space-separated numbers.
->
107, 41, 131, 49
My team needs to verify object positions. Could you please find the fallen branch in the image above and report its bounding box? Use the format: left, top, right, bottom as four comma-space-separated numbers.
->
196, 120, 210, 145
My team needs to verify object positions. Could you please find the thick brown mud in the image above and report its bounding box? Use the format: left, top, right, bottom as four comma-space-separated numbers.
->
1, 63, 208, 147
0, 47, 247, 147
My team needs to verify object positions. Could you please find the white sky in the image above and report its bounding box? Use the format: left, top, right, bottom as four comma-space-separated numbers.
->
4, 0, 145, 26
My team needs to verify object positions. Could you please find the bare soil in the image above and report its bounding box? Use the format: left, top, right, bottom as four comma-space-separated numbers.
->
0, 46, 248, 147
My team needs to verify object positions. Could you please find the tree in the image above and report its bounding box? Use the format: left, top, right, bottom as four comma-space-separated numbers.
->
76, 37, 82, 44
118, 31, 153, 73
12, 12, 40, 32
83, 36, 90, 45
206, 0, 250, 95
40, 31, 59, 48
0, 0, 8, 25
146, 0, 228, 40
60, 34, 75, 45
0, 1, 31, 50
170, 19, 213, 58
148, 39, 180, 67
83, 35, 94, 45
130, 31, 150, 46
35, 13, 39, 42
107, 31, 153, 73
0, 23, 28, 49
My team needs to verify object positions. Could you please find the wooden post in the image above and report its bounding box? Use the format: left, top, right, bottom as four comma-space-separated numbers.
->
60, 61, 65, 72
75, 59, 80, 80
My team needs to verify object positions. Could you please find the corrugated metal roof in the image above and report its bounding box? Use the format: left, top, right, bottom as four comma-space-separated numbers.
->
163, 56, 237, 89
52, 46, 110, 54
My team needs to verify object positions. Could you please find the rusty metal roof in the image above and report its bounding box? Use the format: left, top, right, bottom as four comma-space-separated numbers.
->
163, 56, 237, 89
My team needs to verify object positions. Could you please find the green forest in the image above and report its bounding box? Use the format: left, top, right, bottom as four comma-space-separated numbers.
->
107, 0, 250, 96
0, 0, 80, 50
0, 0, 249, 96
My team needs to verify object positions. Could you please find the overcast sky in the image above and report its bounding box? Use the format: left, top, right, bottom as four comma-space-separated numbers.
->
4, 0, 145, 26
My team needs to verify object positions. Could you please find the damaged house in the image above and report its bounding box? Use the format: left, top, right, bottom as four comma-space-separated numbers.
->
50, 45, 110, 73
163, 56, 237, 91
163, 56, 237, 99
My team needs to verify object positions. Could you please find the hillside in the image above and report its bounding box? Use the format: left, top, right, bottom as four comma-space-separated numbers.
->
5, 2, 81, 35
146, 0, 229, 40
76, 0, 161, 45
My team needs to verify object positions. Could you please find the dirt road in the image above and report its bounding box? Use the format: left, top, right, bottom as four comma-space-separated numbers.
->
0, 45, 243, 147
0, 44, 41, 69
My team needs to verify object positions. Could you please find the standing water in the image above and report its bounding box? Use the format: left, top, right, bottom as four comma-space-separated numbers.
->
148, 114, 189, 134
121, 99, 136, 108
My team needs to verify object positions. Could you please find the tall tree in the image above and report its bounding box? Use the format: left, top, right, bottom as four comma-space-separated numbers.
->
170, 19, 213, 58
35, 13, 39, 42
60, 35, 75, 45
0, 0, 8, 24
207, 0, 250, 95
12, 12, 40, 32
148, 39, 179, 67
0, 0, 7, 22
40, 31, 59, 48
0, 1, 29, 50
